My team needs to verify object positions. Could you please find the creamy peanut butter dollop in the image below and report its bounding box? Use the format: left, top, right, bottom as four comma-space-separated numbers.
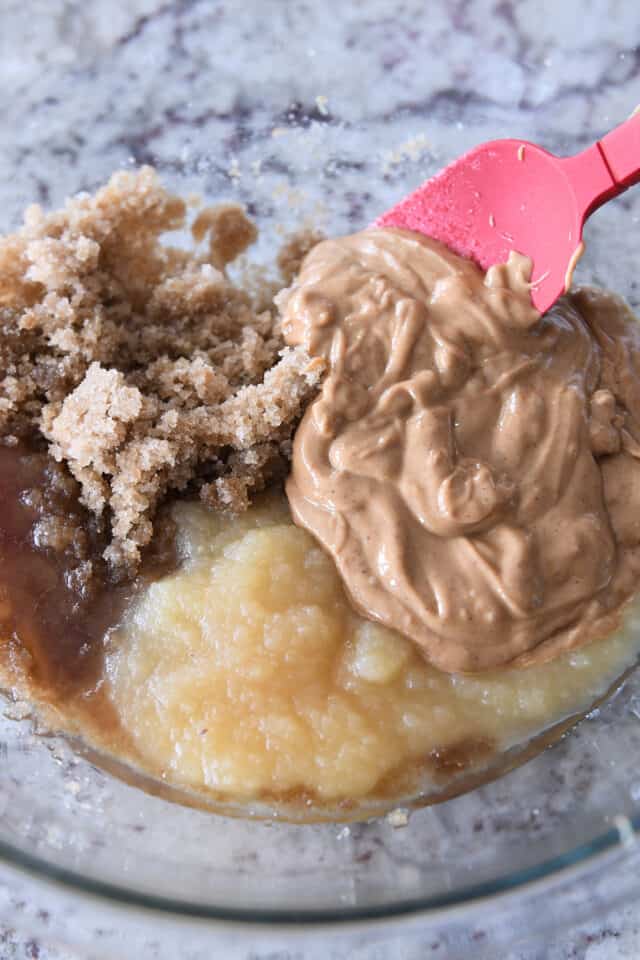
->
279, 228, 640, 672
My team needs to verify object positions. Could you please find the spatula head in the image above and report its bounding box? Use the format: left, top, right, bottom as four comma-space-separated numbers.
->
375, 139, 586, 313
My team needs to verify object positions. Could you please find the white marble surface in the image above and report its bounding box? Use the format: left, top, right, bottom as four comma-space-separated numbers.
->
1, 0, 640, 957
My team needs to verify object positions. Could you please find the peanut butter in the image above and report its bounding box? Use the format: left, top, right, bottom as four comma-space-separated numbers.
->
280, 228, 640, 672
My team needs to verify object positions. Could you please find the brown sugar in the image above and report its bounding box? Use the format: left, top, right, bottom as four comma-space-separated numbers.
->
0, 167, 323, 575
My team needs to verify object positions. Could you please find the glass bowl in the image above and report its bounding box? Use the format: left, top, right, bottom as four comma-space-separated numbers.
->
1, 0, 639, 949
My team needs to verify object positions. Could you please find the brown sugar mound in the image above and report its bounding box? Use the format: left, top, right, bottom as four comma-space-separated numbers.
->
0, 167, 323, 573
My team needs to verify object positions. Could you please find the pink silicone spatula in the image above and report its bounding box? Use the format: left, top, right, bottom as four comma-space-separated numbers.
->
376, 112, 640, 312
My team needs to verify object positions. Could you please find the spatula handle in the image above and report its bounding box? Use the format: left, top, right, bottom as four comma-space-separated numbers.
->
599, 110, 640, 188
563, 111, 640, 222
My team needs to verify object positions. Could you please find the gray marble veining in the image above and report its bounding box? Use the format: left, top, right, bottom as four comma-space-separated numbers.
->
1, 1, 640, 958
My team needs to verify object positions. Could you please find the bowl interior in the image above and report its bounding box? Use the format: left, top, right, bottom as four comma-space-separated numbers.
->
1, 0, 640, 925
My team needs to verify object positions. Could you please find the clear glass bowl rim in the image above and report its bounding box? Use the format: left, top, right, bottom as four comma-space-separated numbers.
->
0, 808, 637, 926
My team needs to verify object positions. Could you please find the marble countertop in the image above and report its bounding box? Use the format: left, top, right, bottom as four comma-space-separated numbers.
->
1, 0, 640, 957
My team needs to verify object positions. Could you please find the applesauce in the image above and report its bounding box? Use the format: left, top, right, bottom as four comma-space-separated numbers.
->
103, 491, 640, 813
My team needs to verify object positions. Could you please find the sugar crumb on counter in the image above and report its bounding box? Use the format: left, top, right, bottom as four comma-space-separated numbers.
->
381, 133, 431, 174
0, 167, 324, 574
386, 807, 410, 828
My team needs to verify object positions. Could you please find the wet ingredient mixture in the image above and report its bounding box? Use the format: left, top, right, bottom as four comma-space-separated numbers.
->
282, 229, 640, 672
0, 170, 639, 819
